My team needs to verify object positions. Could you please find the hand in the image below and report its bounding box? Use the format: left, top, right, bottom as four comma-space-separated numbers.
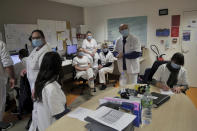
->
32, 89, 35, 99
161, 84, 170, 91
173, 87, 182, 94
20, 69, 27, 77
116, 52, 123, 59
84, 67, 89, 71
90, 53, 95, 57
98, 65, 103, 70
9, 78, 15, 89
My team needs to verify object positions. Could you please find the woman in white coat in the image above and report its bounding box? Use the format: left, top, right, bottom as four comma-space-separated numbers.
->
73, 48, 96, 95
26, 30, 51, 93
29, 52, 69, 131
82, 31, 99, 68
153, 52, 188, 94
114, 24, 141, 84
0, 40, 15, 126
98, 43, 114, 90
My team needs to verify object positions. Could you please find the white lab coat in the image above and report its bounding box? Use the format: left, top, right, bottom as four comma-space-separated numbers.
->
72, 56, 94, 88
98, 51, 114, 84
115, 34, 141, 74
26, 44, 51, 91
0, 40, 13, 120
153, 64, 188, 87
82, 38, 99, 68
29, 81, 66, 131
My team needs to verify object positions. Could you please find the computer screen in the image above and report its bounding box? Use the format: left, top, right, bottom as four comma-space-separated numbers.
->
11, 55, 21, 65
67, 44, 77, 55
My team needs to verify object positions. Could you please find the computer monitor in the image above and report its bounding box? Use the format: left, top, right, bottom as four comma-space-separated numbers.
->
67, 44, 77, 55
11, 55, 21, 65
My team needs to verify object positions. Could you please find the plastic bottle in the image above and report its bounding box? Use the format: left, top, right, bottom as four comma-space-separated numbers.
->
119, 72, 127, 90
141, 85, 153, 125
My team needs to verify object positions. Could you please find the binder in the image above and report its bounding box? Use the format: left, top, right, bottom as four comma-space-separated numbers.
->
151, 92, 170, 108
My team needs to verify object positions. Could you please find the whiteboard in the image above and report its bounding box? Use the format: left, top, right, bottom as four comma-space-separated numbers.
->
107, 16, 147, 46
37, 19, 68, 48
4, 24, 38, 50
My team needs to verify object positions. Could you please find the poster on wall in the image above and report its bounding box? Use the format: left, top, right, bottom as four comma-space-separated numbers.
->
171, 27, 179, 37
182, 30, 191, 41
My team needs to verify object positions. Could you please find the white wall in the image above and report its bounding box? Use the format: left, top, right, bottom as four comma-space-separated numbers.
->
84, 0, 197, 86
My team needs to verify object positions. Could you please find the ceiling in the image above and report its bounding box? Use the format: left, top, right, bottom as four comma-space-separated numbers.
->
49, 0, 138, 7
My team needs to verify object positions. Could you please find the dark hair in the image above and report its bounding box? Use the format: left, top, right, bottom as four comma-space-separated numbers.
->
19, 49, 29, 59
34, 52, 62, 102
171, 52, 184, 65
29, 30, 45, 42
86, 31, 92, 34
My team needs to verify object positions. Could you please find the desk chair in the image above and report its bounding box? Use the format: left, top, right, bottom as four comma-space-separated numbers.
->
71, 67, 88, 95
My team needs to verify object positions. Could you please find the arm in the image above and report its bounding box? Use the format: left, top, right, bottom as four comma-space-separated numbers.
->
5, 66, 15, 88
103, 62, 112, 67
152, 65, 170, 91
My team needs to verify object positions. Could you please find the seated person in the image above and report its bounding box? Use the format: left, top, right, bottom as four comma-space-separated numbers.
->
152, 52, 188, 94
29, 52, 70, 131
73, 48, 96, 95
98, 43, 114, 90
82, 31, 100, 68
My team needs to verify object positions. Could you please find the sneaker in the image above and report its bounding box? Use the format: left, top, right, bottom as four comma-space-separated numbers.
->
100, 84, 107, 90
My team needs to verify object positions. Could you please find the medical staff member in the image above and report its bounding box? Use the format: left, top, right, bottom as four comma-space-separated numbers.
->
0, 40, 15, 127
114, 24, 141, 84
153, 52, 188, 94
26, 30, 51, 92
98, 43, 114, 90
82, 31, 99, 68
29, 52, 69, 131
73, 48, 95, 95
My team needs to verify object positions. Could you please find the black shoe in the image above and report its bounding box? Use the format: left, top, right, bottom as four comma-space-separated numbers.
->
11, 108, 20, 115
100, 85, 107, 90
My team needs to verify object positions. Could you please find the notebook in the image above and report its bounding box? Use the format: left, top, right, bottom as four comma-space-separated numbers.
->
151, 92, 170, 108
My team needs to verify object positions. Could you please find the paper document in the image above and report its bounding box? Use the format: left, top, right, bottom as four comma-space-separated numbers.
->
88, 106, 136, 131
160, 89, 174, 95
67, 107, 94, 122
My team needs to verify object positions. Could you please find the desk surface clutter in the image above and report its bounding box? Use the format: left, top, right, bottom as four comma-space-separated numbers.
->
46, 85, 197, 131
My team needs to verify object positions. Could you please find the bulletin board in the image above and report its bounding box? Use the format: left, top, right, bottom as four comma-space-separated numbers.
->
4, 24, 38, 50
107, 16, 147, 46
37, 19, 69, 48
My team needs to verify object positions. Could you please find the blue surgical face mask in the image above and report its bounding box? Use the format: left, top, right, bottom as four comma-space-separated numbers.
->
78, 52, 84, 57
87, 36, 92, 40
102, 48, 108, 53
120, 29, 129, 37
171, 62, 181, 69
32, 39, 43, 48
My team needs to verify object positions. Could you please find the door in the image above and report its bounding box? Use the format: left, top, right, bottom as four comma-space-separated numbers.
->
181, 10, 197, 87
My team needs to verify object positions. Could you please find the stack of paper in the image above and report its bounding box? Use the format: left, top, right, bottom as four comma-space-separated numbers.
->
86, 106, 136, 131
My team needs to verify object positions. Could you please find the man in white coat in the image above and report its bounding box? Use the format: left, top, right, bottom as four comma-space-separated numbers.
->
114, 24, 141, 84
0, 40, 15, 128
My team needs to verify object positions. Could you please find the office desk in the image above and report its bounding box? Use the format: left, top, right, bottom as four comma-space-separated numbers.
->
46, 85, 197, 131
61, 60, 73, 81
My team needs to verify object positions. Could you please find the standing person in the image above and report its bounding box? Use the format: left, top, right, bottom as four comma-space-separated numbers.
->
82, 31, 99, 68
114, 24, 141, 84
26, 30, 51, 93
73, 48, 96, 95
98, 43, 114, 90
29, 52, 69, 131
0, 40, 15, 128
